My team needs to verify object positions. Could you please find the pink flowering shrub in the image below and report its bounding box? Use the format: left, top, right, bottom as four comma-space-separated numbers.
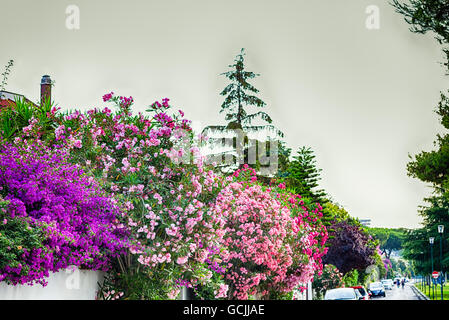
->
214, 166, 328, 299
42, 93, 227, 299
3, 91, 331, 300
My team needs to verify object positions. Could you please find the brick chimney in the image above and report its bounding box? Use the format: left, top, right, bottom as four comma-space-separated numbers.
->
40, 75, 51, 105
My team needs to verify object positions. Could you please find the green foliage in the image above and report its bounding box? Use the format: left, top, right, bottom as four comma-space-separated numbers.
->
205, 48, 282, 135
189, 273, 228, 300
13, 97, 34, 128
0, 59, 14, 91
406, 91, 449, 195
401, 229, 429, 274
391, 0, 449, 43
98, 265, 177, 300
367, 227, 407, 259
282, 146, 326, 204
388, 258, 414, 278
277, 143, 380, 279
397, 259, 408, 273
401, 195, 449, 274
401, 91, 449, 275
202, 48, 282, 173
0, 198, 48, 283
0, 97, 56, 142
357, 268, 371, 286
35, 97, 56, 137
312, 264, 343, 299
322, 202, 351, 223
436, 92, 449, 129
391, 0, 449, 73
219, 48, 272, 128
275, 141, 292, 177
391, 0, 449, 275
0, 106, 17, 140
268, 290, 294, 300
342, 269, 359, 287
321, 201, 372, 246
385, 4, 449, 269
393, 0, 449, 277
319, 202, 350, 242
375, 255, 387, 280
407, 136, 449, 188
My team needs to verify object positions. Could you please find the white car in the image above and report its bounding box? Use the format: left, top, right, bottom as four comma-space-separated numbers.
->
324, 288, 363, 300
381, 279, 393, 290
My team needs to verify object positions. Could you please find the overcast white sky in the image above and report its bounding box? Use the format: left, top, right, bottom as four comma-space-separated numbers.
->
1, 0, 448, 228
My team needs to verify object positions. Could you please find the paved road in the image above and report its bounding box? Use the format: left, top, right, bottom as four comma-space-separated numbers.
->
371, 283, 422, 300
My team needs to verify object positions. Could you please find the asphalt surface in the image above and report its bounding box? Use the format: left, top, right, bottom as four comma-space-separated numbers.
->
370, 283, 422, 300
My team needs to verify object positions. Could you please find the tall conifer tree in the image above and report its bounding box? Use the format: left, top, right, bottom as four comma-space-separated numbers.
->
203, 49, 282, 173
285, 146, 326, 204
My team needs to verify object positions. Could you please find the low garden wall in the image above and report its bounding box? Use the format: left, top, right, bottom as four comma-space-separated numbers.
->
0, 268, 104, 300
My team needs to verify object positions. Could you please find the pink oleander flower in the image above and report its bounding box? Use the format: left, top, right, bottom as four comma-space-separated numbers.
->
103, 92, 114, 102
176, 256, 188, 265
214, 283, 229, 299
213, 166, 327, 299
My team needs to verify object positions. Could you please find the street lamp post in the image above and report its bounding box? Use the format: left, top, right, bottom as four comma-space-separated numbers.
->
438, 225, 444, 300
430, 237, 435, 300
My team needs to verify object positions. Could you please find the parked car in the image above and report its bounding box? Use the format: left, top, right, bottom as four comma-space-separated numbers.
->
324, 288, 363, 300
381, 279, 393, 290
350, 286, 370, 300
368, 282, 386, 297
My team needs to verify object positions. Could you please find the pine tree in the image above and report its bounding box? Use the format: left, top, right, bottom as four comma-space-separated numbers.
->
391, 0, 449, 73
202, 48, 282, 173
276, 141, 292, 177
285, 146, 326, 204
218, 48, 278, 131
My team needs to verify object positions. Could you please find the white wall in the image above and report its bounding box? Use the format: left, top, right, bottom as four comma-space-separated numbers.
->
0, 268, 104, 300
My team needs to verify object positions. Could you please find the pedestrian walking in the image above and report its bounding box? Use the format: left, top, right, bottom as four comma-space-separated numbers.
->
401, 279, 405, 289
